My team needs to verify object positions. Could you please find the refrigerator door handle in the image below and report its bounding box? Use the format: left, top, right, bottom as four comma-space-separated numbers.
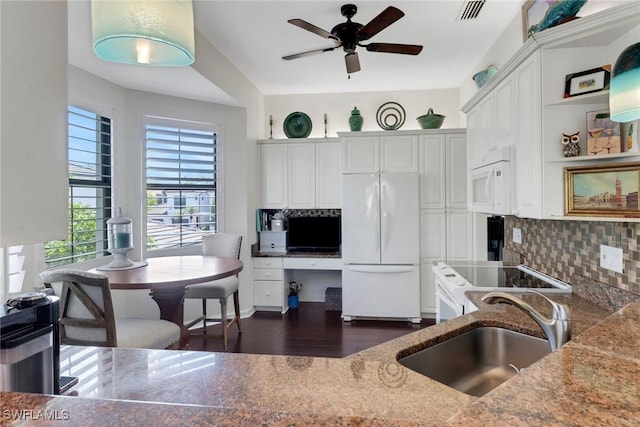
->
346, 265, 416, 274
381, 183, 388, 253
374, 181, 380, 251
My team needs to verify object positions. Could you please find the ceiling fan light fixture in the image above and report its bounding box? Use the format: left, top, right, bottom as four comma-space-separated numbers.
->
91, 0, 195, 66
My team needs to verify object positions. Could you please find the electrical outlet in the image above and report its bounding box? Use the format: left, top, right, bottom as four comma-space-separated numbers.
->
513, 228, 522, 244
600, 244, 623, 273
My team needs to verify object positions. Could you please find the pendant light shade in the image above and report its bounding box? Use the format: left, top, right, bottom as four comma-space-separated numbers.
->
91, 0, 195, 66
609, 42, 640, 123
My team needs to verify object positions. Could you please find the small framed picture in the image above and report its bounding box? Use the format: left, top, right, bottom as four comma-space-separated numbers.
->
565, 162, 640, 217
586, 109, 621, 156
564, 66, 611, 98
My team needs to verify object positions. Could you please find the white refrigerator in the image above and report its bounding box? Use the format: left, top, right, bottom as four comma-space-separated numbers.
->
341, 173, 421, 323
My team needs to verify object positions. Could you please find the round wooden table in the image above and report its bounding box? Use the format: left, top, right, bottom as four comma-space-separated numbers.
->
91, 255, 243, 348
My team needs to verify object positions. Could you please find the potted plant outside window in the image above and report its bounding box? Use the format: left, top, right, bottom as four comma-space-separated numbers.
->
288, 281, 302, 309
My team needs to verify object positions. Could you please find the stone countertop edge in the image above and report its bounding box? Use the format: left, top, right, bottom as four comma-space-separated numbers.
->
2, 293, 639, 426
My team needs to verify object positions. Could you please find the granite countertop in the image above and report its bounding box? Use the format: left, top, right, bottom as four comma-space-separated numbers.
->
2, 293, 639, 426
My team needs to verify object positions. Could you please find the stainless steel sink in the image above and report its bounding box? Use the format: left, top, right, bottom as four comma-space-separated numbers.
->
398, 327, 550, 397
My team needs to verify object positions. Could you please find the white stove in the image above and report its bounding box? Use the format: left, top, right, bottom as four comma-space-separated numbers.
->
432, 261, 572, 323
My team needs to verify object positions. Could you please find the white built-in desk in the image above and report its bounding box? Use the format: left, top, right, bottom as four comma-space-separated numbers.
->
252, 252, 342, 313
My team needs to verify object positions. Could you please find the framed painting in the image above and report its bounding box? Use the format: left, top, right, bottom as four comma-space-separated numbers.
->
565, 162, 640, 217
586, 109, 621, 156
564, 66, 611, 98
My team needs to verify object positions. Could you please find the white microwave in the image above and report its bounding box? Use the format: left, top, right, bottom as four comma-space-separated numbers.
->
468, 153, 512, 215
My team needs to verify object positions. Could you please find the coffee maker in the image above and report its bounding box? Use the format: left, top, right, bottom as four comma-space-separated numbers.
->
0, 293, 60, 394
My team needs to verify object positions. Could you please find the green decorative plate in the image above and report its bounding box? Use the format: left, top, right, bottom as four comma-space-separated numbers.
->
283, 112, 312, 138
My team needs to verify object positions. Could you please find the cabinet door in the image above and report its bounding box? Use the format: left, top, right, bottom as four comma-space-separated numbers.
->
514, 51, 543, 218
419, 135, 446, 209
316, 142, 342, 208
380, 135, 418, 173
468, 93, 495, 169
260, 144, 288, 208
446, 211, 473, 262
342, 137, 379, 173
288, 143, 316, 208
420, 210, 446, 260
493, 74, 515, 150
446, 134, 468, 209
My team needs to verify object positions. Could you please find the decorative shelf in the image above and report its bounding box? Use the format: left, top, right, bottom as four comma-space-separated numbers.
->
545, 90, 609, 106
547, 151, 640, 163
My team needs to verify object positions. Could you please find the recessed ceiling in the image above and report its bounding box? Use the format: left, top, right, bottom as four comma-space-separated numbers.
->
68, 1, 526, 104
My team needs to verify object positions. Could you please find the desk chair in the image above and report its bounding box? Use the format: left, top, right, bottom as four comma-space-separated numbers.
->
40, 270, 180, 349
184, 233, 242, 350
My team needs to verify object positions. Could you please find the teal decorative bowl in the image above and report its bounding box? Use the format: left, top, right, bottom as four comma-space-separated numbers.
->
472, 65, 499, 88
417, 108, 445, 129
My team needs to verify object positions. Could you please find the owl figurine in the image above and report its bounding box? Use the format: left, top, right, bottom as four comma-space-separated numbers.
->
562, 131, 581, 157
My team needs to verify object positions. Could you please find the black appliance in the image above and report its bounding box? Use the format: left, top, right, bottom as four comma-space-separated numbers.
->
287, 216, 341, 252
1, 293, 60, 394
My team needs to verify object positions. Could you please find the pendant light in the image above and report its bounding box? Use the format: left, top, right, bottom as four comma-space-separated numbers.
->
91, 0, 195, 66
609, 42, 640, 123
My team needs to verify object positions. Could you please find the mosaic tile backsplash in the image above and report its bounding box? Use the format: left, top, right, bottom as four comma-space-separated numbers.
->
505, 216, 640, 296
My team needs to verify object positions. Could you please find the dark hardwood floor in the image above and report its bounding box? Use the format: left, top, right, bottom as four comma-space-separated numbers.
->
187, 302, 434, 358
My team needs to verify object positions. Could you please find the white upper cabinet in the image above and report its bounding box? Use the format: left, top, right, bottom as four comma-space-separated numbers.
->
493, 74, 515, 151
514, 51, 543, 219
380, 135, 419, 173
419, 133, 467, 210
341, 133, 417, 174
419, 135, 446, 209
342, 136, 379, 173
446, 134, 468, 210
260, 143, 288, 208
259, 138, 341, 209
316, 142, 342, 208
288, 143, 316, 208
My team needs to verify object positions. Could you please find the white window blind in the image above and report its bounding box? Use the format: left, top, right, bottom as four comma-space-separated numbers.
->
44, 106, 112, 267
145, 122, 217, 250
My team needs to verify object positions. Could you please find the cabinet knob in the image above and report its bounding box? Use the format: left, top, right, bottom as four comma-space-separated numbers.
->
266, 291, 271, 296
265, 272, 270, 277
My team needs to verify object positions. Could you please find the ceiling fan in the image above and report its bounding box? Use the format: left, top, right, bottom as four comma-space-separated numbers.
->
282, 4, 423, 75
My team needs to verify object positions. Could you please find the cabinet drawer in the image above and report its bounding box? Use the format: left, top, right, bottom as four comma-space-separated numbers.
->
253, 257, 283, 269
254, 280, 284, 306
282, 257, 342, 270
253, 268, 283, 281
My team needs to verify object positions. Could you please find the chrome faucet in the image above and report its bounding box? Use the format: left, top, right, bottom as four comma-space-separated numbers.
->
481, 291, 571, 352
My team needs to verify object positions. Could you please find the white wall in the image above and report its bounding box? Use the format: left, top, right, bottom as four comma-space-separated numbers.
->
265, 88, 461, 139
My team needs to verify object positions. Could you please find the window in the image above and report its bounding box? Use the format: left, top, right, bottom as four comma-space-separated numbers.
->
145, 120, 217, 250
44, 106, 112, 267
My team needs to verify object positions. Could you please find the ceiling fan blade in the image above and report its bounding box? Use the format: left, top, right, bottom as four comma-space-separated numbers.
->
345, 52, 361, 74
282, 46, 338, 60
288, 19, 337, 40
357, 6, 404, 41
365, 43, 423, 55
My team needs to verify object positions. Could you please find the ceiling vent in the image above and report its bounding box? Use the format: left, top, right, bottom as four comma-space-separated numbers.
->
457, 0, 486, 21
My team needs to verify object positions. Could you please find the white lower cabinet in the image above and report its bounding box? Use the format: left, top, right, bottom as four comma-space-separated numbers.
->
253, 257, 288, 313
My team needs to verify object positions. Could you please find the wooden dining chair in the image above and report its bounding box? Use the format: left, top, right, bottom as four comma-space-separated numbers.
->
40, 269, 180, 349
184, 233, 243, 350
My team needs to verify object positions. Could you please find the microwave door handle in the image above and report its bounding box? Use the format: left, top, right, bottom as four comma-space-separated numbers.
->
485, 168, 493, 203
